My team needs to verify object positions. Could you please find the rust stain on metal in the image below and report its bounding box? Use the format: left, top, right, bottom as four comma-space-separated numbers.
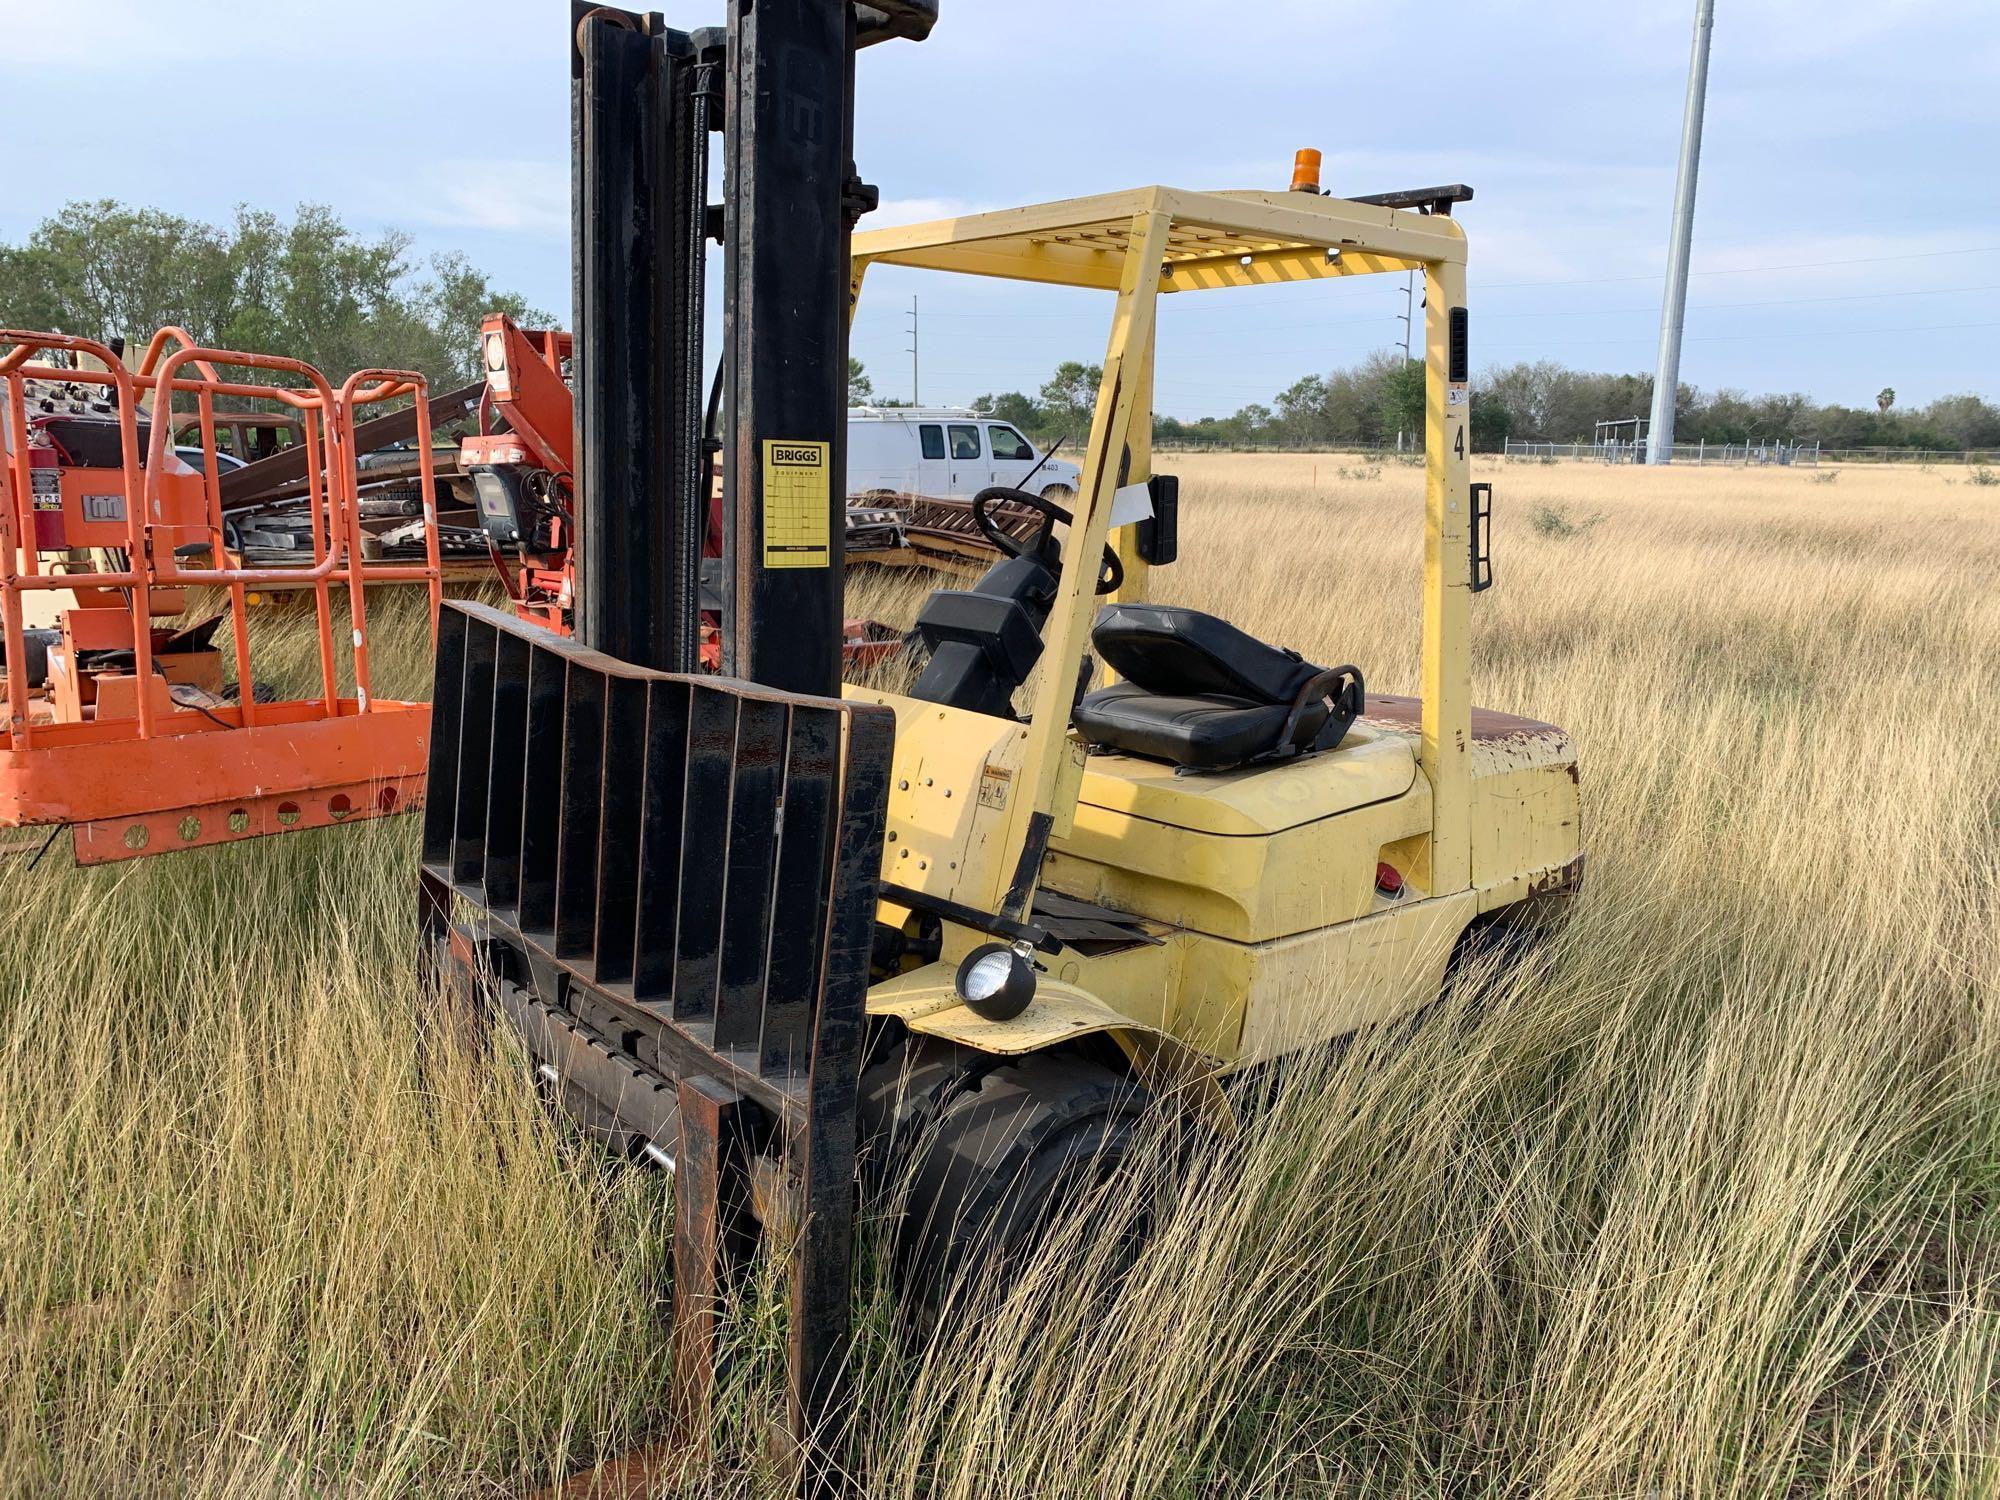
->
529, 1441, 683, 1500
1527, 853, 1586, 897
1360, 693, 1575, 776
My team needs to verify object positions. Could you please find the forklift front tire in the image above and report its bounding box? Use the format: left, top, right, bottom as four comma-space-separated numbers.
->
884, 1051, 1153, 1294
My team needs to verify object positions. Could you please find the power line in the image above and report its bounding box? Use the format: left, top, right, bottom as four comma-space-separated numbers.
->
1483, 318, 2000, 353
869, 282, 2000, 351
1485, 243, 2000, 291
897, 244, 2000, 321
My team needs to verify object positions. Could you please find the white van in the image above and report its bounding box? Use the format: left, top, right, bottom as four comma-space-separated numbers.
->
846, 407, 1082, 503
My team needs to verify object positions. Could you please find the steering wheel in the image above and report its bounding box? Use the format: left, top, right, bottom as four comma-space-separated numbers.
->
970, 486, 1123, 595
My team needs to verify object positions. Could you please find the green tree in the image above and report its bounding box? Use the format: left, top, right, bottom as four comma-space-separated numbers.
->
1273, 374, 1330, 445
1379, 357, 1426, 441
1468, 389, 1513, 452
972, 390, 1043, 435
1921, 393, 2000, 450
1035, 361, 1102, 443
0, 200, 551, 398
847, 356, 873, 404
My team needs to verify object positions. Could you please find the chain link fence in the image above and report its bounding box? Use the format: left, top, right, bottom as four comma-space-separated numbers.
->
1504, 438, 1822, 467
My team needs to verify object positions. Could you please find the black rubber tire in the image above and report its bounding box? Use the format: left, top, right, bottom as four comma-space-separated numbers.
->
862, 1042, 1151, 1293
2, 628, 58, 689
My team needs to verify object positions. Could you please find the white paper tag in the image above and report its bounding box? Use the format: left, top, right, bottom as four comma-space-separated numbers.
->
1107, 481, 1154, 530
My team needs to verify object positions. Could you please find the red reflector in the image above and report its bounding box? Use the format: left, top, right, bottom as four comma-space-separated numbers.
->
1375, 861, 1404, 896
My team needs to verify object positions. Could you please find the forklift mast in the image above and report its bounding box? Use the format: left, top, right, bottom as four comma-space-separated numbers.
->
422, 1, 934, 1478
570, 0, 932, 686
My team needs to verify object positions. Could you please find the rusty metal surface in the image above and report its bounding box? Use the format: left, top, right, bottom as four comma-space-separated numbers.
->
217, 378, 482, 510
671, 1075, 754, 1461
1362, 691, 1559, 741
1361, 690, 1575, 777
840, 491, 1038, 577
855, 0, 938, 45
1528, 852, 1586, 897
421, 599, 894, 1482
529, 1442, 682, 1500
893, 490, 1041, 548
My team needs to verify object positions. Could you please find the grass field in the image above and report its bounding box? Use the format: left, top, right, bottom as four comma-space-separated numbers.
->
2, 455, 1995, 1496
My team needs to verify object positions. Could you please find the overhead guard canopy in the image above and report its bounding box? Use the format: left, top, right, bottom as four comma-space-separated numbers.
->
852, 184, 1468, 294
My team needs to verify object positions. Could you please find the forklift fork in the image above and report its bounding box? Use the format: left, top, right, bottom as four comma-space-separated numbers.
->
421, 601, 892, 1457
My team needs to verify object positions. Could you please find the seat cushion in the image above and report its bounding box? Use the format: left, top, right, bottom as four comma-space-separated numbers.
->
1073, 682, 1330, 771
1091, 603, 1315, 706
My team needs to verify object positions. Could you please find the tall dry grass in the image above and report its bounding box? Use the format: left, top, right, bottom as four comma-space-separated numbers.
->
1, 456, 1996, 1496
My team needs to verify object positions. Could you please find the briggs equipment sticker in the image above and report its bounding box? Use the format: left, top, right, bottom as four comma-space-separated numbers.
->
761, 439, 831, 568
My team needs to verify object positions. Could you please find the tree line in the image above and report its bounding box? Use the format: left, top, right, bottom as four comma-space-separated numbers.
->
15, 199, 1988, 454
929, 351, 2000, 454
0, 200, 551, 396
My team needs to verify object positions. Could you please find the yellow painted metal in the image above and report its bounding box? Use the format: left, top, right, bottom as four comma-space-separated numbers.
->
860, 687, 1090, 923
1219, 891, 1478, 1061
1422, 256, 1474, 893
1048, 796, 1433, 949
850, 186, 1466, 297
1071, 724, 1415, 837
861, 690, 1034, 913
872, 962, 1162, 1047
847, 256, 869, 328
869, 952, 1229, 1109
982, 208, 1171, 922
844, 177, 1578, 1081
1108, 309, 1154, 615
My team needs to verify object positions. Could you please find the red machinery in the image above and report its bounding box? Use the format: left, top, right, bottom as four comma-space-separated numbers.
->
460, 312, 898, 666
0, 328, 440, 863
459, 317, 580, 631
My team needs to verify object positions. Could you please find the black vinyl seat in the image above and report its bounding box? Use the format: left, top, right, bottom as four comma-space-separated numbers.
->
1072, 604, 1364, 771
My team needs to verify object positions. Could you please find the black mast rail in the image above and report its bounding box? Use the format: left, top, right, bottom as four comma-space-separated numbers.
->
425, 3, 934, 1486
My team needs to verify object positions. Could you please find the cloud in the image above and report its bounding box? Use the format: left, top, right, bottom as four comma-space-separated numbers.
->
0, 0, 324, 68
867, 197, 998, 229
414, 161, 569, 237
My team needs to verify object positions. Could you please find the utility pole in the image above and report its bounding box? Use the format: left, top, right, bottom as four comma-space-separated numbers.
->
907, 294, 919, 405
1647, 0, 1715, 465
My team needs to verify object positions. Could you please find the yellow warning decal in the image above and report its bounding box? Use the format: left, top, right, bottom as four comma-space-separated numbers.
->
761, 439, 831, 568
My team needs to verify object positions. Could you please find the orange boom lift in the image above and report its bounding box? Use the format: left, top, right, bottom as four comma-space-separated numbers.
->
0, 328, 440, 863
460, 311, 901, 667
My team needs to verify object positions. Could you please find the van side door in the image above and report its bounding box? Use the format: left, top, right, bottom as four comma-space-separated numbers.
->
945, 422, 984, 496
915, 421, 951, 498
985, 423, 1037, 491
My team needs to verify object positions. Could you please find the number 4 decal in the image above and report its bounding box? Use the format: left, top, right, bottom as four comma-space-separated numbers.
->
1454, 425, 1465, 460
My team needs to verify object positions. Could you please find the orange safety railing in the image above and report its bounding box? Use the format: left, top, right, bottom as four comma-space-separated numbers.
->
0, 328, 441, 862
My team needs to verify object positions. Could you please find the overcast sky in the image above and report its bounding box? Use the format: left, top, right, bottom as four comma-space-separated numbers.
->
4, 1, 1994, 418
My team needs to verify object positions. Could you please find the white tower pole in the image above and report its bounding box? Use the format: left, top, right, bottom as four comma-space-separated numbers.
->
1647, 0, 1716, 464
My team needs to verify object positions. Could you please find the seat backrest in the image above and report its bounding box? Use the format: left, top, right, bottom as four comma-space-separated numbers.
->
1091, 603, 1316, 705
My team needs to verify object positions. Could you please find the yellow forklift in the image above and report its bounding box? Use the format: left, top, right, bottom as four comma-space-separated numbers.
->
842, 169, 1583, 1270
422, 3, 1579, 1479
